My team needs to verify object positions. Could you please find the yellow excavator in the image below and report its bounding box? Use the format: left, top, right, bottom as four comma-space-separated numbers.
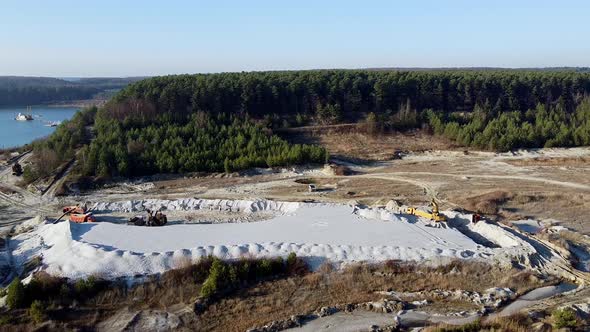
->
406, 199, 447, 222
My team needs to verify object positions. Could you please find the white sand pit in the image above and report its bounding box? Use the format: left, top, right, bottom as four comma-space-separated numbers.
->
12, 199, 566, 280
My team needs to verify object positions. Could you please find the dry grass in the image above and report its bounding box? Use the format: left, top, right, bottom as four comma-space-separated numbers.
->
463, 190, 514, 215
2, 259, 549, 331
281, 129, 460, 161
194, 261, 547, 331
425, 313, 533, 332
0, 185, 17, 195
506, 156, 590, 167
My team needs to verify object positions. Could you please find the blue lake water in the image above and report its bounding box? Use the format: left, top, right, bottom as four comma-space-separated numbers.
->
0, 106, 79, 148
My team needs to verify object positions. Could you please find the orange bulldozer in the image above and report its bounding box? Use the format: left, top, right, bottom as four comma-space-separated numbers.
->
55, 204, 96, 224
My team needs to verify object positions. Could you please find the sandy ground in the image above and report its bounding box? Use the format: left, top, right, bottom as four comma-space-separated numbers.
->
9, 197, 584, 284
2, 144, 590, 328
60, 147, 590, 234
8, 202, 493, 279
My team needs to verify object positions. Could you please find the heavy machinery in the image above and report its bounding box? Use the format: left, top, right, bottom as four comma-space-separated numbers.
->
406, 199, 447, 222
62, 205, 87, 214
128, 209, 167, 226
11, 162, 22, 176
55, 204, 96, 223
69, 212, 96, 223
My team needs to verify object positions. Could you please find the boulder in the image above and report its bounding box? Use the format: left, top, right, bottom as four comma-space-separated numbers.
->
385, 200, 401, 212
316, 306, 338, 317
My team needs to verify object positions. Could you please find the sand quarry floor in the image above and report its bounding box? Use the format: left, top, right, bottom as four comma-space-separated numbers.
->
8, 198, 579, 281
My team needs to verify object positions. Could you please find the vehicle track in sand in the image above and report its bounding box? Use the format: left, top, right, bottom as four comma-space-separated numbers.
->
0, 191, 52, 215
365, 172, 590, 191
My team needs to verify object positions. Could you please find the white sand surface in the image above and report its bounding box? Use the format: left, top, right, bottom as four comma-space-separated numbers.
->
10, 199, 567, 280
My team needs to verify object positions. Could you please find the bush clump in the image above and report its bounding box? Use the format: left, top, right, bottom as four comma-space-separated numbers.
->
286, 252, 309, 275
199, 253, 308, 299
6, 277, 26, 309
73, 275, 106, 299
552, 307, 578, 329
200, 258, 226, 298
430, 320, 481, 332
28, 300, 46, 324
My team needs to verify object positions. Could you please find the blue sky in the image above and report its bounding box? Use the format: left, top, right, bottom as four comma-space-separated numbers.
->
1, 0, 589, 76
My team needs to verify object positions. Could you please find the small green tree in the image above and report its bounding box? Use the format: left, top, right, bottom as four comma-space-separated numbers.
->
28, 300, 46, 324
286, 252, 297, 267
317, 103, 342, 124
6, 277, 25, 309
552, 307, 577, 329
200, 258, 228, 298
256, 259, 273, 278
22, 165, 38, 184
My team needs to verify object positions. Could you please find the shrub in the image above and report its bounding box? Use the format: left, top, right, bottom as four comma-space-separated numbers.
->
6, 277, 26, 309
429, 319, 481, 332
200, 276, 218, 299
0, 315, 12, 325
73, 275, 105, 299
256, 259, 273, 278
200, 258, 228, 298
228, 265, 238, 285
22, 165, 39, 184
59, 283, 71, 300
25, 272, 66, 305
270, 257, 285, 275
286, 252, 297, 267
552, 307, 578, 329
286, 253, 309, 276
28, 300, 46, 324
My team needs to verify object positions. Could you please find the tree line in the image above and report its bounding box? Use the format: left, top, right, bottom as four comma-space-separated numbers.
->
77, 111, 327, 177
25, 69, 590, 181
0, 76, 142, 106
112, 70, 590, 125
428, 97, 590, 151
23, 107, 97, 183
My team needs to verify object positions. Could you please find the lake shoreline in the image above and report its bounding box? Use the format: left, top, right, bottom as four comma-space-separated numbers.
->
0, 106, 79, 149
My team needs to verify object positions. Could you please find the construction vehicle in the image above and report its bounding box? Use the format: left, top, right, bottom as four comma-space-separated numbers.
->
69, 212, 96, 223
406, 199, 447, 222
128, 209, 167, 226
55, 204, 96, 224
62, 205, 87, 214
471, 213, 481, 223
11, 162, 22, 176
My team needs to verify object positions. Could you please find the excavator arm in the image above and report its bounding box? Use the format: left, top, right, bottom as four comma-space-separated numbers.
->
406, 199, 447, 222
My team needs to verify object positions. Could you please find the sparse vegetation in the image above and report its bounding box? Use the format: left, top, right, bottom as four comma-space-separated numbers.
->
28, 300, 46, 324
464, 190, 514, 215
200, 255, 306, 299
552, 307, 578, 329
0, 258, 545, 331
6, 277, 26, 309
0, 315, 12, 326
73, 275, 102, 298
427, 314, 533, 332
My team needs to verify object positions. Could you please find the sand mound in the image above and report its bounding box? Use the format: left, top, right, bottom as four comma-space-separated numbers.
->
92, 198, 300, 214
